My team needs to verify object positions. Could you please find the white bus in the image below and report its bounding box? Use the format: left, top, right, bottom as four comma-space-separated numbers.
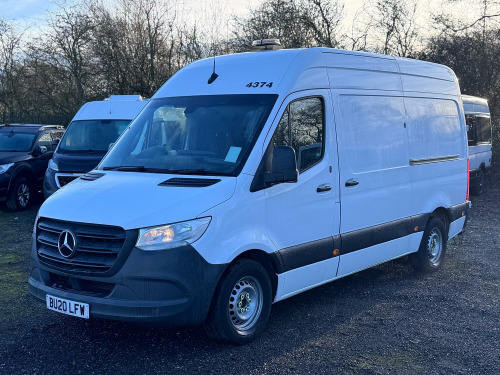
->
462, 95, 492, 195
29, 41, 470, 343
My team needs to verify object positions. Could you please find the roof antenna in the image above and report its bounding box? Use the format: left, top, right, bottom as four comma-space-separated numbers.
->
207, 56, 219, 84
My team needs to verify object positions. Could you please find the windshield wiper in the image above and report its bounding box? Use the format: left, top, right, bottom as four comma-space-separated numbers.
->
103, 165, 150, 172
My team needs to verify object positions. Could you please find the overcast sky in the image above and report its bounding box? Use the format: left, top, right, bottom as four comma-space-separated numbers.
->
1, 0, 365, 26
0, 0, 484, 41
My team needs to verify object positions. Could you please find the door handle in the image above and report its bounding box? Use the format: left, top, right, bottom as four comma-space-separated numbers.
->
345, 179, 359, 187
317, 184, 332, 193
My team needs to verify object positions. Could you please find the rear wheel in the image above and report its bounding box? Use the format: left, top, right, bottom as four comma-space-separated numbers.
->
6, 177, 32, 211
410, 217, 447, 273
204, 259, 272, 344
471, 169, 485, 196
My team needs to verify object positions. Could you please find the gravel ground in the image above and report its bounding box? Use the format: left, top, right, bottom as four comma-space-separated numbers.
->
0, 174, 499, 375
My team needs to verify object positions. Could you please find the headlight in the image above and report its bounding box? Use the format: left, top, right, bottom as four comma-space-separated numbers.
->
48, 159, 58, 171
136, 217, 211, 251
0, 163, 14, 174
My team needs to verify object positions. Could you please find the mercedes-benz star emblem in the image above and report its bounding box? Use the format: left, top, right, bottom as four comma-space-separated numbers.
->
58, 230, 77, 258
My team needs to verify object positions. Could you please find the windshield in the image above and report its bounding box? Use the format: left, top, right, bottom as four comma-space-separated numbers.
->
58, 120, 131, 153
99, 95, 278, 176
0, 132, 36, 152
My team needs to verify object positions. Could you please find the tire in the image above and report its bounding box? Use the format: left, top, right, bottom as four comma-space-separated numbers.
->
410, 217, 447, 273
6, 177, 32, 211
470, 169, 485, 196
204, 259, 273, 344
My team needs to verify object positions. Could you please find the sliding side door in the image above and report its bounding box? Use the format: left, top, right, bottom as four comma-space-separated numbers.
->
334, 93, 414, 277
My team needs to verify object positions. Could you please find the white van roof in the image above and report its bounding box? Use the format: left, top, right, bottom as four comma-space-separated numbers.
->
72, 95, 149, 122
154, 48, 459, 99
462, 95, 490, 115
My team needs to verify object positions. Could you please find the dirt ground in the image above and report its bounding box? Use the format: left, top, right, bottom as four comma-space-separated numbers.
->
0, 173, 498, 374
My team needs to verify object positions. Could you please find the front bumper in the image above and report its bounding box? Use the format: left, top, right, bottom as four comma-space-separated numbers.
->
43, 169, 58, 199
29, 238, 227, 325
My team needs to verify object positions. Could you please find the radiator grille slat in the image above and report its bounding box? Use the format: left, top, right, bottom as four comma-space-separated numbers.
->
36, 218, 127, 274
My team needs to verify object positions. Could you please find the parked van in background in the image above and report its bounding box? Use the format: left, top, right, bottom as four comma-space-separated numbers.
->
462, 95, 492, 195
43, 95, 148, 198
29, 43, 470, 343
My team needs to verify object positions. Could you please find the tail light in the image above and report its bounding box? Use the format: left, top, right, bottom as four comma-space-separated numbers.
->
466, 158, 470, 201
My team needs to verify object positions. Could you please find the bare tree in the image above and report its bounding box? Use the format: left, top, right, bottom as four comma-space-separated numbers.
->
434, 0, 500, 35
91, 0, 178, 97
345, 4, 372, 51
0, 19, 27, 122
367, 0, 420, 57
38, 1, 97, 107
299, 0, 345, 48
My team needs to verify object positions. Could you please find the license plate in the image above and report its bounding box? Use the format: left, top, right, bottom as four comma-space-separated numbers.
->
46, 295, 89, 319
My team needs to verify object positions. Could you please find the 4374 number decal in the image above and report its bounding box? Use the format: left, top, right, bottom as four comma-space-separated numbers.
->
246, 81, 273, 88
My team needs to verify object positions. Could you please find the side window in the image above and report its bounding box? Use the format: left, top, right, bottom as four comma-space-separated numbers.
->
271, 97, 325, 172
272, 108, 290, 147
51, 131, 64, 142
36, 133, 52, 150
290, 98, 324, 171
477, 116, 492, 144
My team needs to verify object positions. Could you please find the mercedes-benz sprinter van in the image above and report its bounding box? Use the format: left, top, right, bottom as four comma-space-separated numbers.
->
462, 95, 492, 195
29, 44, 470, 343
43, 95, 148, 198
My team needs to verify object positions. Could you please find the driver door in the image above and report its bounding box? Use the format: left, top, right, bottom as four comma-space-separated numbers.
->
264, 91, 340, 300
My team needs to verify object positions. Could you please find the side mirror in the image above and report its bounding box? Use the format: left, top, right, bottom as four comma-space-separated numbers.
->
33, 145, 47, 156
264, 146, 298, 186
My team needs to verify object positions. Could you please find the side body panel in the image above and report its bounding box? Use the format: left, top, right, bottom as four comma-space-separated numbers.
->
469, 143, 492, 171
332, 91, 414, 277
397, 58, 468, 218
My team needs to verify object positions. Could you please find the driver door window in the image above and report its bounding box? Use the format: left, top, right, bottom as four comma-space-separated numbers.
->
272, 97, 325, 173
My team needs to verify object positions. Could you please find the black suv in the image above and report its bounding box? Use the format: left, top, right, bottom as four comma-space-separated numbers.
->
0, 124, 65, 210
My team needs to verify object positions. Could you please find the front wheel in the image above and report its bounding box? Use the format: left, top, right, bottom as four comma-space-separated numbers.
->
410, 217, 447, 273
204, 259, 272, 344
6, 177, 32, 211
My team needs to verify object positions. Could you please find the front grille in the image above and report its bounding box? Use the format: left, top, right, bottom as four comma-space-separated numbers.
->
37, 218, 132, 274
57, 175, 79, 187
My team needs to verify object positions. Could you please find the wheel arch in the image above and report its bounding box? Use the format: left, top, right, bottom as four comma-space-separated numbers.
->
431, 207, 451, 237
228, 249, 280, 300
8, 164, 36, 192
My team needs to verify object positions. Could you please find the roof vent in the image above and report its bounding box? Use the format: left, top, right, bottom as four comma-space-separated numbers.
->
251, 39, 283, 51
80, 172, 105, 181
158, 178, 221, 188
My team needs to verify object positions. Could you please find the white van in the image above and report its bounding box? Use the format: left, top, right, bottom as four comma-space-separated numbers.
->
29, 44, 470, 343
44, 95, 148, 197
462, 95, 492, 195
